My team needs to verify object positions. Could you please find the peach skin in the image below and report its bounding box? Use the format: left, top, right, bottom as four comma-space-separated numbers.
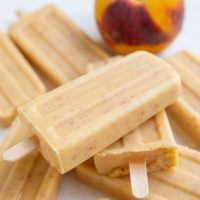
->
95, 0, 184, 54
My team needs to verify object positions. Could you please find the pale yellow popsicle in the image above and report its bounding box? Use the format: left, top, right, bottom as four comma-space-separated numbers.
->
9, 5, 110, 85
0, 117, 61, 200
15, 51, 181, 174
77, 146, 200, 200
94, 111, 177, 177
0, 32, 45, 127
167, 51, 200, 147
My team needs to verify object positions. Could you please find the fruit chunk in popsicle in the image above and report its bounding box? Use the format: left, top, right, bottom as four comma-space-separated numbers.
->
9, 5, 110, 85
4, 51, 181, 174
167, 51, 200, 147
0, 32, 45, 127
0, 117, 61, 200
77, 146, 200, 200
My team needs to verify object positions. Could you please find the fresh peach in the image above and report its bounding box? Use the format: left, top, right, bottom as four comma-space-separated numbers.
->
95, 0, 184, 54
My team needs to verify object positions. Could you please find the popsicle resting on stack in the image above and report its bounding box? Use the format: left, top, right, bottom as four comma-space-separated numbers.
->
94, 111, 177, 177
3, 51, 181, 176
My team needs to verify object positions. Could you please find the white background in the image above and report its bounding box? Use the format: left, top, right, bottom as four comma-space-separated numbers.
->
0, 0, 200, 199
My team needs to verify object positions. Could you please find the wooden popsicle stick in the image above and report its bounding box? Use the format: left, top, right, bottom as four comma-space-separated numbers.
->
3, 136, 39, 162
129, 160, 149, 199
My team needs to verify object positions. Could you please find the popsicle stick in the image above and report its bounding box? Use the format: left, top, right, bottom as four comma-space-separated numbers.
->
129, 160, 149, 199
3, 136, 39, 162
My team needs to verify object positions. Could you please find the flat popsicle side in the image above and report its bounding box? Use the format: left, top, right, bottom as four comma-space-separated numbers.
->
9, 5, 110, 85
168, 113, 200, 150
76, 146, 200, 200
167, 51, 200, 146
0, 32, 45, 127
18, 51, 181, 174
0, 117, 61, 200
94, 111, 177, 177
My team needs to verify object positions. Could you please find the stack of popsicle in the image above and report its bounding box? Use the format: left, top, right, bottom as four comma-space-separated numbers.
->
0, 4, 200, 200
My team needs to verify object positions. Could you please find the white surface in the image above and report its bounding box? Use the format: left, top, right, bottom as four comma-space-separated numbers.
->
0, 0, 200, 199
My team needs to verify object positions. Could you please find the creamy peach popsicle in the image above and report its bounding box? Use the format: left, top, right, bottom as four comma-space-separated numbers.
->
0, 117, 61, 200
0, 32, 45, 127
9, 5, 110, 85
77, 146, 200, 200
4, 51, 181, 175
167, 51, 200, 147
94, 111, 177, 177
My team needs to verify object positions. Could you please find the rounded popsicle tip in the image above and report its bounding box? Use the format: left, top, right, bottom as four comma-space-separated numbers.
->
129, 160, 149, 199
132, 189, 149, 199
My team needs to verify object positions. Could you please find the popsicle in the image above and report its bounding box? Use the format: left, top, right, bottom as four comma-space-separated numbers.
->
0, 31, 45, 127
89, 58, 177, 198
3, 51, 181, 175
0, 117, 61, 199
167, 51, 200, 147
9, 5, 110, 85
94, 111, 177, 177
77, 146, 200, 200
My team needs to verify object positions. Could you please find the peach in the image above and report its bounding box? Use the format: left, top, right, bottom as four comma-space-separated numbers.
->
95, 0, 184, 54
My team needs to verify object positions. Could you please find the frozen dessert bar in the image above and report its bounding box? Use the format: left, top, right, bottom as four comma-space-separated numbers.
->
5, 51, 181, 174
9, 5, 110, 85
94, 111, 177, 177
0, 32, 45, 127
